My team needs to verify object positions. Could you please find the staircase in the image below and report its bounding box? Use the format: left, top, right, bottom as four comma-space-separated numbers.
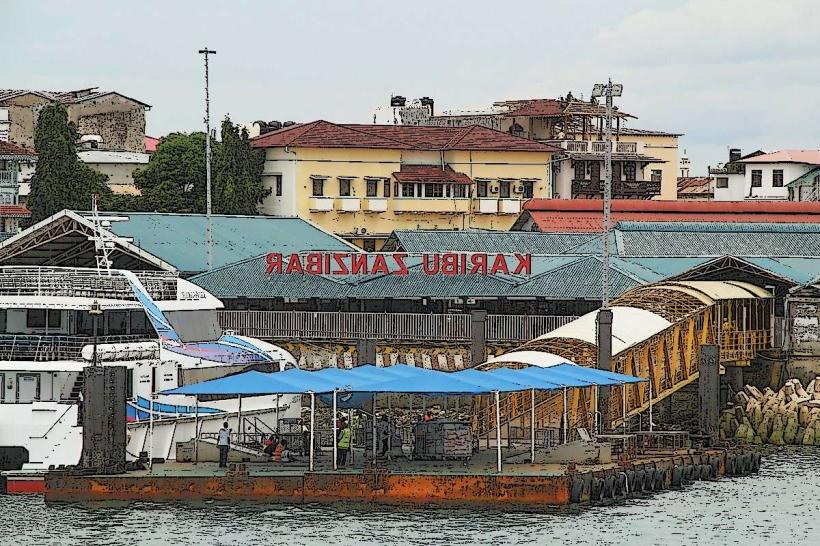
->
69, 371, 85, 401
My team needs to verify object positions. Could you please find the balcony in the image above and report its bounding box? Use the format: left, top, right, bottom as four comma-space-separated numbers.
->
365, 198, 388, 212
499, 199, 521, 214
545, 140, 641, 155
309, 197, 334, 211
476, 198, 498, 214
571, 179, 661, 199
0, 170, 18, 187
392, 199, 469, 214
337, 197, 361, 212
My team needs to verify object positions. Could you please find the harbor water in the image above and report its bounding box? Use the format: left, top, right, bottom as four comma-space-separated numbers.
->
3, 447, 818, 546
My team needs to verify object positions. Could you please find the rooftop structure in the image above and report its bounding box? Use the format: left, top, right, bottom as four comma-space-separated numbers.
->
708, 148, 820, 202
0, 141, 35, 235
513, 199, 820, 232
676, 177, 713, 200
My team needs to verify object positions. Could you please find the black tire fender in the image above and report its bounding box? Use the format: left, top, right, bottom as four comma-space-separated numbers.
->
655, 469, 666, 491
570, 478, 584, 504
671, 465, 683, 487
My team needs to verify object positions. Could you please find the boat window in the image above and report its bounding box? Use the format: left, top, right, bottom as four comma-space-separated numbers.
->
164, 310, 223, 343
27, 309, 46, 328
108, 311, 128, 335
130, 310, 152, 335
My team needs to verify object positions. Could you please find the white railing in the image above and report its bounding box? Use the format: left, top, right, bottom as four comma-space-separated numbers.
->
0, 334, 155, 362
0, 268, 177, 300
0, 170, 17, 184
219, 311, 578, 343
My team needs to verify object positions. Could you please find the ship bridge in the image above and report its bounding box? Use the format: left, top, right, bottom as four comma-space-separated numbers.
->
476, 280, 773, 436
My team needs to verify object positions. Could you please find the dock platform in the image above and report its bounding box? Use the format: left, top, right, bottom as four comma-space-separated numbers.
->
43, 447, 761, 507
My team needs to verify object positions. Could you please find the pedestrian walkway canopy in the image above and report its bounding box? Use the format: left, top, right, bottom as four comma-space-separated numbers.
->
162, 363, 645, 398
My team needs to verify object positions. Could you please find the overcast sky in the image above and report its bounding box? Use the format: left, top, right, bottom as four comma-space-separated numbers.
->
5, 0, 819, 173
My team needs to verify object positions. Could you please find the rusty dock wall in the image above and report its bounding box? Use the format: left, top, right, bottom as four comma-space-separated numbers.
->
43, 448, 760, 507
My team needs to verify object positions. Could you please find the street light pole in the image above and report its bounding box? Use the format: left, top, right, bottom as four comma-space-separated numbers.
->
198, 47, 216, 271
592, 80, 622, 431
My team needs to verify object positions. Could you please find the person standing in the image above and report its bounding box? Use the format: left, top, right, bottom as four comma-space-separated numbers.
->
217, 421, 231, 468
336, 417, 351, 467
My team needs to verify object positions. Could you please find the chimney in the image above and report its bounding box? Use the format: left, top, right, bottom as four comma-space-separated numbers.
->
390, 95, 406, 107
729, 148, 741, 163
420, 97, 434, 116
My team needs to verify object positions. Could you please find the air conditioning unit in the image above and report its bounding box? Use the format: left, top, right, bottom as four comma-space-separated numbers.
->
489, 186, 499, 194
513, 185, 524, 193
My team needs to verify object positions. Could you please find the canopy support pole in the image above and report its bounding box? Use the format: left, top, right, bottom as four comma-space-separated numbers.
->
237, 394, 243, 445
372, 393, 377, 461
621, 383, 627, 454
494, 391, 502, 473
348, 408, 354, 465
649, 380, 654, 433
309, 392, 315, 472
593, 386, 599, 436
332, 389, 338, 471
562, 387, 568, 444
275, 394, 280, 435
194, 395, 199, 465
387, 393, 392, 459
530, 388, 535, 464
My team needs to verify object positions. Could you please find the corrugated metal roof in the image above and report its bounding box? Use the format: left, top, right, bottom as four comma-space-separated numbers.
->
384, 230, 598, 254
104, 212, 358, 275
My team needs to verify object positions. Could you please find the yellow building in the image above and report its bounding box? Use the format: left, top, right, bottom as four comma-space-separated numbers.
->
252, 121, 558, 249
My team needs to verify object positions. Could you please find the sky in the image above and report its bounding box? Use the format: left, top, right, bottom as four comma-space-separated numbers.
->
4, 0, 820, 173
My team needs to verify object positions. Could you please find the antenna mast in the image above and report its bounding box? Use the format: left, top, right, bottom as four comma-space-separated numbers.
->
199, 47, 216, 271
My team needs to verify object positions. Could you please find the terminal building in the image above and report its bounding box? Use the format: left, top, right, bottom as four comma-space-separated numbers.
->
3, 209, 820, 373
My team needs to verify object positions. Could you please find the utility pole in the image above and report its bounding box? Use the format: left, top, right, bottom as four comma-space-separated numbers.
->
199, 47, 216, 271
591, 79, 622, 431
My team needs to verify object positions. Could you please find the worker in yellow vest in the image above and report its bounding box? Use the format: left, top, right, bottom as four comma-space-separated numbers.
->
336, 417, 351, 467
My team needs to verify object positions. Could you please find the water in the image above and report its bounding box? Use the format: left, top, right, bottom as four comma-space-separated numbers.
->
2, 448, 818, 546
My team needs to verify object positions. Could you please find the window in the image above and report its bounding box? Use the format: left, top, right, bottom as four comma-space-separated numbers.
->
773, 169, 784, 188
589, 162, 600, 181
476, 180, 488, 198
522, 181, 534, 198
452, 184, 467, 198
312, 178, 325, 196
27, 310, 45, 328
362, 239, 376, 252
383, 180, 391, 198
400, 183, 415, 197
339, 178, 351, 197
651, 169, 662, 183
499, 180, 511, 198
751, 170, 762, 188
716, 177, 729, 189
366, 179, 378, 197
423, 183, 444, 198
574, 160, 585, 180
273, 174, 282, 196
624, 162, 636, 181
26, 310, 61, 329
612, 163, 621, 181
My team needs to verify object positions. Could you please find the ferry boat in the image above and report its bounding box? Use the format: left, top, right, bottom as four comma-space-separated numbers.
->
0, 265, 299, 491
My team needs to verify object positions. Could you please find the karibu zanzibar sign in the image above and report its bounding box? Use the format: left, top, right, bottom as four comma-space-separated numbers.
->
264, 252, 532, 276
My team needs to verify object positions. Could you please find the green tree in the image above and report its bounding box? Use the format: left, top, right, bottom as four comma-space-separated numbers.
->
133, 132, 220, 213
26, 103, 111, 223
214, 117, 269, 214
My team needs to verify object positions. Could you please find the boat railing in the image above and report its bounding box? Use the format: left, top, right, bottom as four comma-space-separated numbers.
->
0, 267, 178, 300
0, 333, 156, 361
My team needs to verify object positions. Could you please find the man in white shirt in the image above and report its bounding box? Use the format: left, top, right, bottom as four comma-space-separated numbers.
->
217, 422, 231, 468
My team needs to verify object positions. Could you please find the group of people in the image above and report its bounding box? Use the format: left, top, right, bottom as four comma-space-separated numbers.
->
262, 435, 298, 463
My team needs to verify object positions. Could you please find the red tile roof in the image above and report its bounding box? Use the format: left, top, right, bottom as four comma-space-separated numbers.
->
251, 120, 559, 153
0, 141, 35, 157
502, 99, 565, 117
0, 205, 31, 218
392, 165, 473, 185
677, 177, 713, 197
739, 150, 820, 165
519, 199, 820, 232
144, 136, 160, 153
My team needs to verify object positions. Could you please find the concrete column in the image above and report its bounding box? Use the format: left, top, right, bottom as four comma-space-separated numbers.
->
470, 310, 488, 368
596, 308, 613, 429
80, 366, 127, 473
356, 339, 376, 366
698, 344, 720, 441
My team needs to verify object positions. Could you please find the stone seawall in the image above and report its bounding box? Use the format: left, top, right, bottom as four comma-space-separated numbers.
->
720, 378, 820, 445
